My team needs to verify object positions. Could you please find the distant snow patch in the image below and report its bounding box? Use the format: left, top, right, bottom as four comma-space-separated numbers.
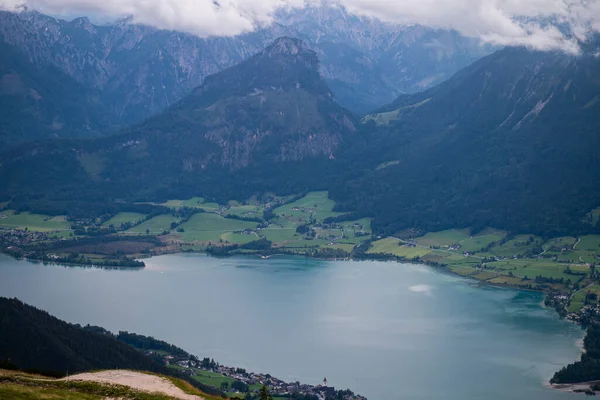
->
409, 284, 433, 296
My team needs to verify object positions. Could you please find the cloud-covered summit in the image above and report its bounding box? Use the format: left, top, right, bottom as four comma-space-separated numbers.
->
2, 0, 599, 53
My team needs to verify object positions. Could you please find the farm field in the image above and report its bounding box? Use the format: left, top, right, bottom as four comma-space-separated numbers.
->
126, 215, 180, 235
367, 238, 431, 259
568, 284, 600, 312
486, 259, 588, 280
261, 224, 299, 243
544, 236, 577, 250
486, 234, 543, 257
161, 197, 206, 208
102, 212, 146, 227
415, 229, 470, 248
457, 228, 507, 252
273, 191, 344, 223
321, 243, 355, 253
575, 235, 600, 251
224, 204, 264, 218
0, 210, 70, 232
177, 213, 258, 242
220, 232, 260, 245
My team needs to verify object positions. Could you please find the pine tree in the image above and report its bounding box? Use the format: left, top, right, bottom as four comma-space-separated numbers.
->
259, 385, 273, 400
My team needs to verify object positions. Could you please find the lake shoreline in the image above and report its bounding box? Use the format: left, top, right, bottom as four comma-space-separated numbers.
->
0, 251, 586, 399
1, 247, 589, 395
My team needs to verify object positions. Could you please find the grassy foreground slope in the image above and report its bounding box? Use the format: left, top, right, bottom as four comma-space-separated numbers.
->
0, 369, 205, 400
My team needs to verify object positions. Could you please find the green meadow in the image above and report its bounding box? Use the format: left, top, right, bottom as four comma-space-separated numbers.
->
160, 197, 221, 212
367, 237, 431, 259
126, 215, 180, 235
273, 191, 343, 223
0, 210, 70, 232
457, 228, 507, 252
102, 212, 146, 227
415, 229, 470, 247
177, 213, 258, 242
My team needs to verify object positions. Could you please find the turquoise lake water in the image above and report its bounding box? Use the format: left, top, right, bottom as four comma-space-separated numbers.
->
0, 253, 584, 399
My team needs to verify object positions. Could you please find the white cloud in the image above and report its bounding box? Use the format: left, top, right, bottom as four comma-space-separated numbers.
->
0, 0, 307, 36
1, 0, 599, 53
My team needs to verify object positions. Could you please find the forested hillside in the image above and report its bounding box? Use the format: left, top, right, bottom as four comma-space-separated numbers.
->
330, 45, 600, 237
0, 297, 166, 375
0, 40, 115, 148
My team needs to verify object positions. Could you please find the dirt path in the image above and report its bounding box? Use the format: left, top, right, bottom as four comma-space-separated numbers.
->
62, 370, 202, 400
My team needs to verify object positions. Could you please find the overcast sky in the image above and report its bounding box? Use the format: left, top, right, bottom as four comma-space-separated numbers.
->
1, 0, 599, 53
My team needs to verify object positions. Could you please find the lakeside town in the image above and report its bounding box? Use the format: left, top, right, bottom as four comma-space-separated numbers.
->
119, 331, 367, 400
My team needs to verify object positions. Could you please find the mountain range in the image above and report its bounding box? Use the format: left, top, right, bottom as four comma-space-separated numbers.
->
0, 7, 599, 238
0, 6, 491, 147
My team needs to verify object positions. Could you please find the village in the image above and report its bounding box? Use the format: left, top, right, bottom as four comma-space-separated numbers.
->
161, 353, 365, 400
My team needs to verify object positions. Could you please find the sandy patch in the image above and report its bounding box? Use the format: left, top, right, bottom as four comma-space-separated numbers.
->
62, 369, 202, 399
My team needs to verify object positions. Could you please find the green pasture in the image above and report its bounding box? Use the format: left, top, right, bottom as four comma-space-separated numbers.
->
575, 235, 600, 251
126, 214, 180, 235
0, 210, 70, 232
415, 229, 470, 248
458, 229, 507, 252
102, 212, 146, 227
177, 213, 257, 242
558, 250, 599, 264
225, 204, 264, 218
161, 197, 205, 208
486, 234, 543, 257
568, 285, 600, 312
544, 236, 577, 250
367, 238, 431, 258
273, 191, 343, 223
321, 243, 355, 253
220, 232, 260, 244
159, 197, 221, 212
487, 259, 588, 280
338, 218, 372, 233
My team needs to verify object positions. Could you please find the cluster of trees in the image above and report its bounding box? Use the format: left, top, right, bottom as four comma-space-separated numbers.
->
534, 276, 565, 284
29, 252, 144, 267
206, 238, 273, 256
552, 326, 600, 384
117, 331, 191, 359
225, 214, 264, 223
310, 247, 350, 259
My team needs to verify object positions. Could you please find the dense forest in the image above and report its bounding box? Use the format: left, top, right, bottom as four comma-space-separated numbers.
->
0, 297, 228, 397
117, 331, 192, 359
551, 325, 600, 384
0, 297, 167, 375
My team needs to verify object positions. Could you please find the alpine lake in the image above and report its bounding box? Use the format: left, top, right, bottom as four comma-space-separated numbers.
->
0, 253, 585, 399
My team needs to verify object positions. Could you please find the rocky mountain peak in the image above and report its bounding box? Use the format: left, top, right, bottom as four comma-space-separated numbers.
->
192, 37, 328, 102
264, 37, 311, 56
259, 37, 320, 74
